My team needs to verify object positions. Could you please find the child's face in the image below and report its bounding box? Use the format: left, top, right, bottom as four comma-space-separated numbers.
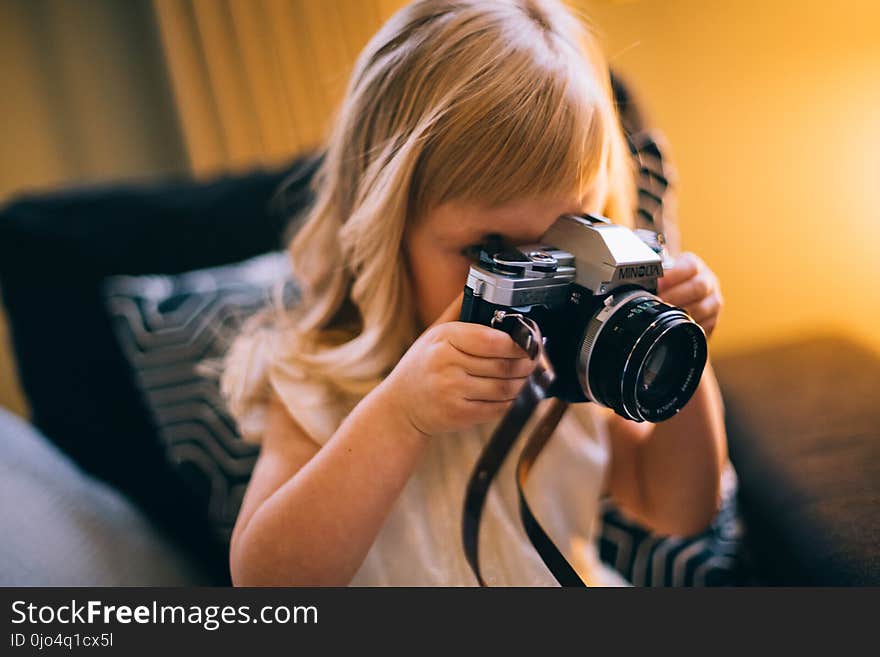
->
404, 187, 605, 331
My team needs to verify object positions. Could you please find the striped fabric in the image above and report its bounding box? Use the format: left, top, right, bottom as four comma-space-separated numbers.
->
104, 252, 297, 545
597, 463, 749, 586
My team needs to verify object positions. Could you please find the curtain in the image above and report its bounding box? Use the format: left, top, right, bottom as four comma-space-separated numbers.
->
153, 0, 406, 175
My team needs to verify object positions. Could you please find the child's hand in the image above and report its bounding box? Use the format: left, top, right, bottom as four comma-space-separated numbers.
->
656, 252, 723, 339
383, 292, 537, 437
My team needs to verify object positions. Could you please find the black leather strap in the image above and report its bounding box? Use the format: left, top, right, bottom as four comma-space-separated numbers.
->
462, 375, 548, 586
516, 398, 586, 587
461, 313, 587, 586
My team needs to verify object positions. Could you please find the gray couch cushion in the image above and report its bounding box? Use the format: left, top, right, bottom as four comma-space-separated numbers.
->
0, 407, 212, 586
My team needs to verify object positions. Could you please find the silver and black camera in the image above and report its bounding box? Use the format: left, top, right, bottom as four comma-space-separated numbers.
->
458, 213, 707, 422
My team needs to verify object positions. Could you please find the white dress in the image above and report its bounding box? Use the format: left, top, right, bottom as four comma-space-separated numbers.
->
233, 336, 630, 587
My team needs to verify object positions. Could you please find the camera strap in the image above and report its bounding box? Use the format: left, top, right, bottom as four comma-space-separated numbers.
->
461, 313, 587, 586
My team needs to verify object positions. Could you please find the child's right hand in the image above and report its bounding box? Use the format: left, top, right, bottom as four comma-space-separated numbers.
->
381, 292, 537, 437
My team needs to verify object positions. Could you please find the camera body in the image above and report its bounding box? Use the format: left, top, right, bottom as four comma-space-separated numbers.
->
459, 213, 707, 422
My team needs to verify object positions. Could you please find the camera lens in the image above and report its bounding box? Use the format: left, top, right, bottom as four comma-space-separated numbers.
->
640, 343, 669, 395
635, 329, 698, 412
576, 290, 707, 422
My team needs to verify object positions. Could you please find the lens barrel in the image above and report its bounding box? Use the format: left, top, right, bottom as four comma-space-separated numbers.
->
577, 290, 707, 422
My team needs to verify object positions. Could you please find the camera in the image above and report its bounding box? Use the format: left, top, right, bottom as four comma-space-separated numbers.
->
458, 213, 707, 422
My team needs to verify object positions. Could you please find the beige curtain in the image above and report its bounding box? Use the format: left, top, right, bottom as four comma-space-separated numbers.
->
153, 0, 406, 175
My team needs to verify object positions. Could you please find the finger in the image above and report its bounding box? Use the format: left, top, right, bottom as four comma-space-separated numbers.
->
454, 351, 537, 379
657, 252, 701, 292
429, 290, 465, 329
684, 294, 721, 325
701, 317, 717, 338
660, 274, 714, 308
446, 323, 531, 359
462, 375, 529, 402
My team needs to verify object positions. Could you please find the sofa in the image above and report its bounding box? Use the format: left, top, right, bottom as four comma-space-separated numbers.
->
2, 151, 878, 586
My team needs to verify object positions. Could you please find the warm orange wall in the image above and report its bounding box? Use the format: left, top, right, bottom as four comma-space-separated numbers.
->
580, 0, 880, 356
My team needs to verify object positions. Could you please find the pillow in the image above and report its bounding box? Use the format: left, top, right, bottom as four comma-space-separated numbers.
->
103, 251, 297, 546
597, 464, 752, 586
103, 252, 749, 586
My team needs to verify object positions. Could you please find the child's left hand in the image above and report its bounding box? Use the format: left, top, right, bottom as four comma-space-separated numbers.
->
655, 252, 723, 339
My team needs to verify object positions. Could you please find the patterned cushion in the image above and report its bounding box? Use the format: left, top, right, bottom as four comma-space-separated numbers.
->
103, 252, 297, 545
598, 464, 752, 586
103, 251, 749, 585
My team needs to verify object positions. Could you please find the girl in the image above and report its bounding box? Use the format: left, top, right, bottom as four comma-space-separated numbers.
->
221, 0, 727, 586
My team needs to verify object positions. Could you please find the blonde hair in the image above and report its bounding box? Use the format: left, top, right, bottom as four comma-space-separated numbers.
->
220, 0, 635, 435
